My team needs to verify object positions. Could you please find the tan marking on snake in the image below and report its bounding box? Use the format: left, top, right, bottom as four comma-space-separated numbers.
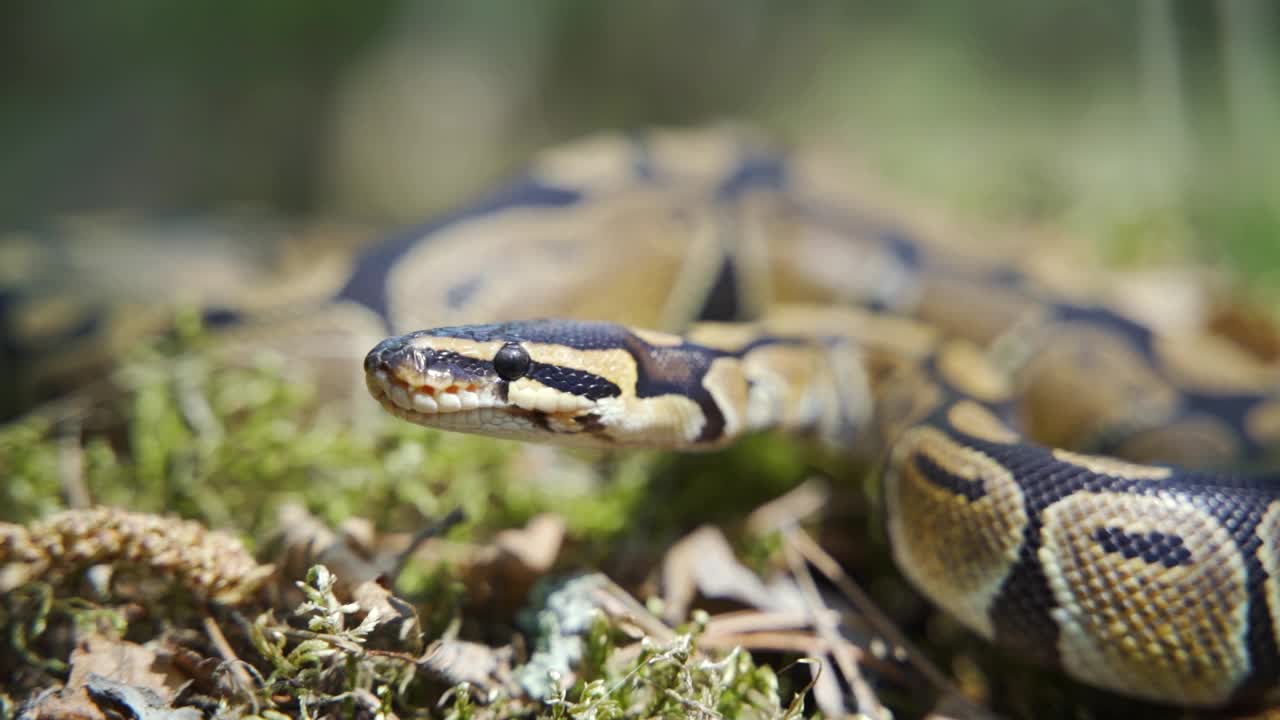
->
631, 327, 685, 347
385, 194, 698, 331
1155, 334, 1280, 395
1021, 323, 1180, 451
936, 341, 1012, 404
406, 335, 504, 360
759, 305, 940, 359
915, 277, 1041, 346
754, 213, 921, 311
1039, 492, 1249, 706
1113, 416, 1241, 469
1247, 402, 1280, 447
685, 322, 766, 352
885, 426, 1026, 638
736, 341, 855, 439
876, 370, 944, 446
1259, 503, 1280, 675
528, 133, 638, 194
1051, 449, 1173, 481
947, 400, 1018, 444
700, 356, 749, 443
648, 126, 745, 188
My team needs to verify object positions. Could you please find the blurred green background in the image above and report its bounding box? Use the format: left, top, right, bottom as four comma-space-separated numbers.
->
2, 1, 1278, 283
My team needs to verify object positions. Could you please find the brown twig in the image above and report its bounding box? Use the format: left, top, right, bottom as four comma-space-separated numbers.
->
203, 613, 257, 707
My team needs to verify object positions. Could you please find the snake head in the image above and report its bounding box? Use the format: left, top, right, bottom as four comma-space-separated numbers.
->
364, 320, 651, 446
367, 318, 865, 450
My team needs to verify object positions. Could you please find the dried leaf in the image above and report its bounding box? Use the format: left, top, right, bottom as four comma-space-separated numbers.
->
419, 639, 516, 697
67, 635, 185, 702
273, 502, 385, 598
455, 514, 565, 610
660, 525, 779, 623
351, 579, 423, 653
83, 674, 202, 720
21, 636, 198, 720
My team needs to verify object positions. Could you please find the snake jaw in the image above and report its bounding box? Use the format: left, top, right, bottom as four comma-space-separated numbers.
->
505, 382, 597, 415
367, 371, 493, 415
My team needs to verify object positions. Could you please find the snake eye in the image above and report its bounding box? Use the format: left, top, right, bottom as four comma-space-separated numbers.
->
493, 342, 531, 381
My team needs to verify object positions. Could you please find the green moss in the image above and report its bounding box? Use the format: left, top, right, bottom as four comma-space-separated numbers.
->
517, 576, 796, 719
2, 319, 832, 716
3, 320, 635, 541
0, 416, 62, 522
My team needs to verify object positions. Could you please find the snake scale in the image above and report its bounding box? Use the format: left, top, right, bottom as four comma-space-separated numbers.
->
11, 127, 1280, 709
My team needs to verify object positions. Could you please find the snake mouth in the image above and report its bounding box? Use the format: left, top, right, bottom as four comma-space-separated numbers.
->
363, 335, 505, 419
365, 363, 598, 420
365, 370, 499, 415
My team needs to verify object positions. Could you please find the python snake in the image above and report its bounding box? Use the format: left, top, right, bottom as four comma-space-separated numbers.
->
10, 127, 1280, 709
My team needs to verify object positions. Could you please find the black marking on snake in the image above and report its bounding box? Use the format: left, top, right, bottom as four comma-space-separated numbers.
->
575, 413, 607, 435
526, 363, 620, 400
984, 266, 1030, 289
446, 275, 484, 309
1053, 303, 1155, 356
910, 451, 986, 502
1090, 527, 1193, 568
1013, 298, 1280, 460
200, 307, 242, 329
365, 342, 492, 384
716, 146, 787, 200
951, 428, 1280, 697
1181, 392, 1272, 458
698, 256, 741, 322
1217, 495, 1280, 702
418, 320, 633, 351
334, 179, 582, 325
623, 331, 729, 443
514, 408, 553, 433
879, 228, 923, 271
926, 360, 1020, 423
432, 350, 491, 380
991, 548, 1063, 669
909, 354, 1280, 686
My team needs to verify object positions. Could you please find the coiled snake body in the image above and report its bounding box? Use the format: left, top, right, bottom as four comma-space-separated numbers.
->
13, 128, 1280, 708
358, 128, 1280, 709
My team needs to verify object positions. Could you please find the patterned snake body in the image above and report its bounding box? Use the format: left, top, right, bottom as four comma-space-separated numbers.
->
11, 127, 1280, 708
364, 315, 1280, 708
355, 129, 1280, 708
